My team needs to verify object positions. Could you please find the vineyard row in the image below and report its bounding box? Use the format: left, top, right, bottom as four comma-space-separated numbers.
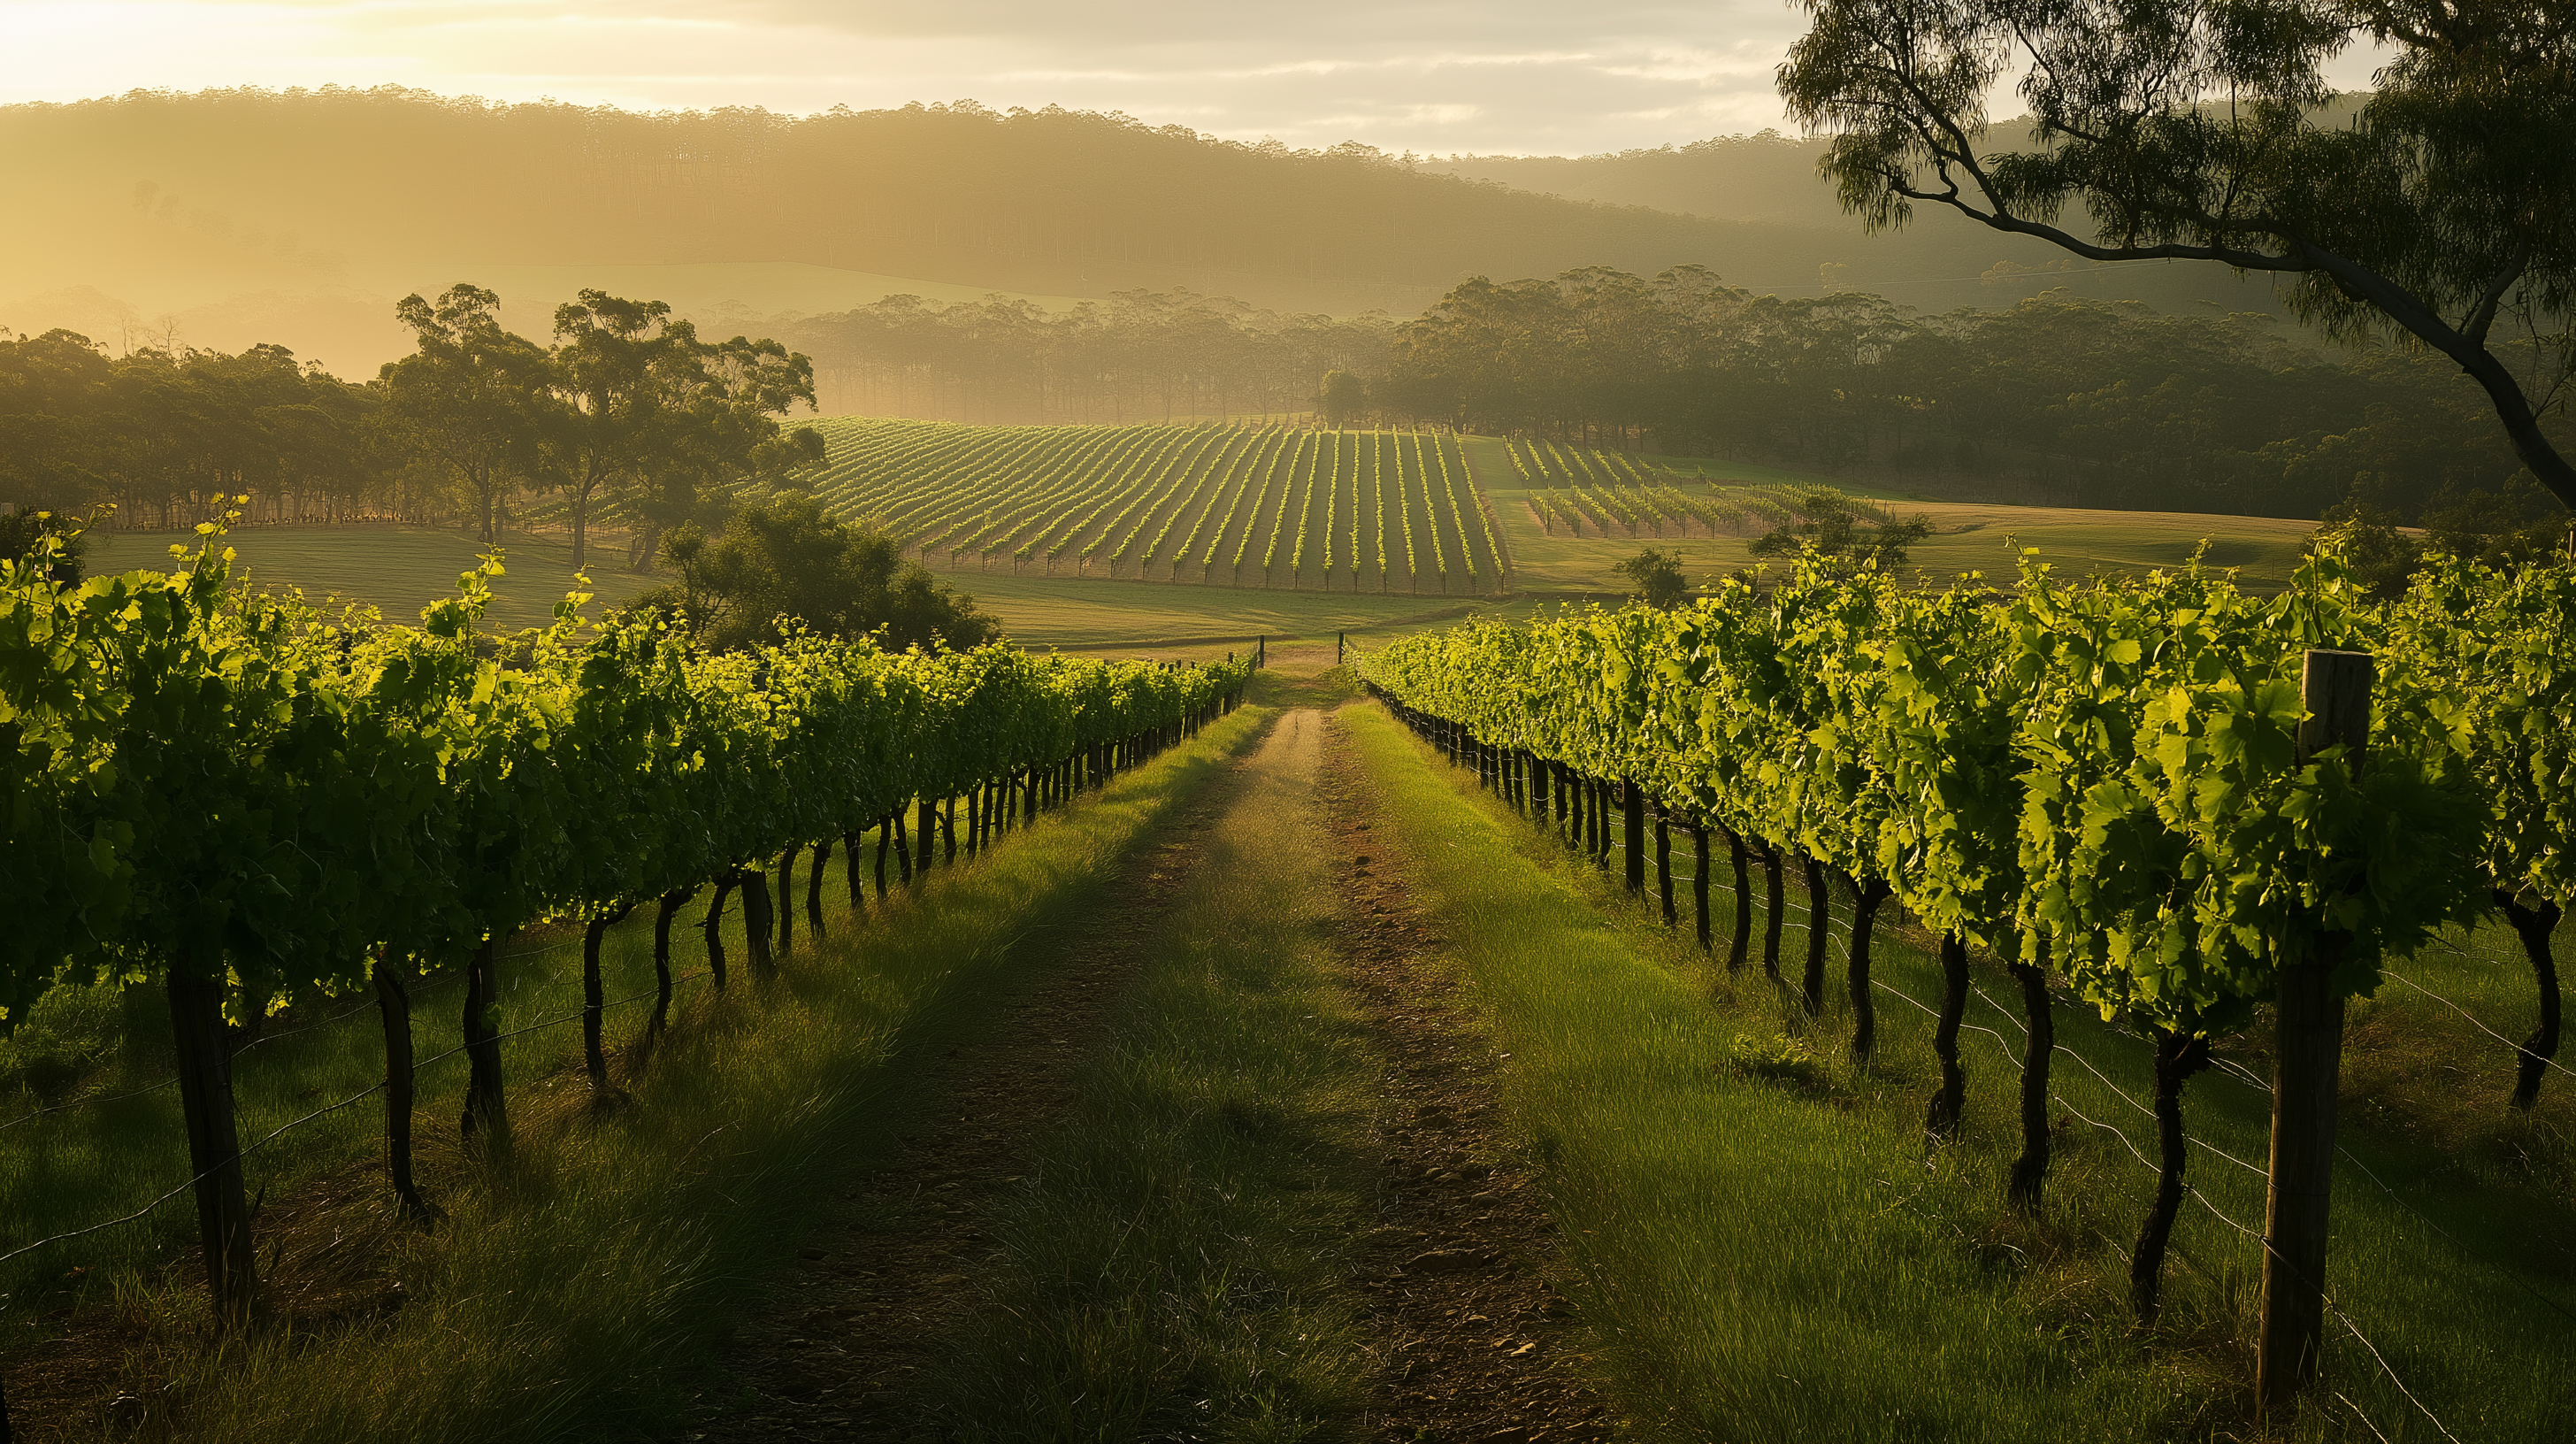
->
794, 419, 1511, 595
1, 532, 1252, 1325
1359, 543, 2572, 1408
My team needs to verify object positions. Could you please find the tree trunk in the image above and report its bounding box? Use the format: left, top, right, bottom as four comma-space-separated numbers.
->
916, 797, 936, 873
1653, 800, 1675, 923
1926, 932, 1969, 1139
2132, 1026, 2211, 1325
702, 875, 734, 987
776, 847, 798, 954
460, 935, 508, 1149
846, 832, 867, 914
893, 810, 912, 884
1760, 838, 1786, 981
372, 951, 432, 1220
2007, 958, 2056, 1211
1690, 818, 1711, 951
1726, 826, 1753, 972
878, 816, 894, 894
169, 959, 256, 1325
651, 887, 693, 1039
1801, 855, 1830, 1014
740, 870, 778, 979
809, 838, 832, 937
2495, 889, 2564, 1110
1848, 878, 1891, 1064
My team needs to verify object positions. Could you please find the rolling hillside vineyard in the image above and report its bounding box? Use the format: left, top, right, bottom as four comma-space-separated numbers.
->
795, 419, 1512, 595
5, 18, 2572, 1431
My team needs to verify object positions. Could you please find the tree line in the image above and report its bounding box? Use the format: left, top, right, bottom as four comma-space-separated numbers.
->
11, 271, 2561, 540
1379, 266, 2566, 523
771, 269, 2557, 525
1, 285, 821, 571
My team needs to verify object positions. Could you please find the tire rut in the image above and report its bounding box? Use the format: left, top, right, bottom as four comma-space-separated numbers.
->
1321, 717, 1624, 1444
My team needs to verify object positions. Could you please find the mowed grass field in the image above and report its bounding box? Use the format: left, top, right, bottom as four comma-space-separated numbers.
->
79, 526, 1469, 649
82, 528, 661, 634
1457, 435, 2319, 594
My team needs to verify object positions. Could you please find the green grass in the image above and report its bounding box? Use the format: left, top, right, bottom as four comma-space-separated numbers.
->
924, 707, 1380, 1440
1457, 434, 2319, 595
73, 527, 1475, 649
4, 710, 1269, 1441
943, 570, 1471, 647
1340, 700, 2574, 1443
80, 528, 656, 634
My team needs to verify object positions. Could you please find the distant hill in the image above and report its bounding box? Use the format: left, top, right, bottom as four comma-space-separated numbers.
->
1424, 130, 2284, 313
0, 88, 2283, 373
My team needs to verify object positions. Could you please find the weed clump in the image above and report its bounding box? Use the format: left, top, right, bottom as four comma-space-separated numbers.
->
1724, 1033, 1822, 1090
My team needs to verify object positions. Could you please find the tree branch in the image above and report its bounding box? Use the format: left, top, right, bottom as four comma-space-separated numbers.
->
2461, 242, 2535, 345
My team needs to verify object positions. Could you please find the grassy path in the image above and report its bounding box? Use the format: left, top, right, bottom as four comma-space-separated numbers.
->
725, 705, 1628, 1441
684, 712, 1344, 1440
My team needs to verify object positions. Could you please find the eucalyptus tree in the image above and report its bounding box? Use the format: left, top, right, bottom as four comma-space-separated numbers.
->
379, 285, 549, 543
618, 334, 820, 571
1778, 0, 2576, 503
541, 290, 701, 572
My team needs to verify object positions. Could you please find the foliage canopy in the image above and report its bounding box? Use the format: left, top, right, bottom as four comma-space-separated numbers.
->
1778, 0, 2576, 504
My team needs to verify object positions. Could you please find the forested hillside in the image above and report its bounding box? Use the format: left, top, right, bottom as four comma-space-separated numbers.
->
0, 88, 2279, 374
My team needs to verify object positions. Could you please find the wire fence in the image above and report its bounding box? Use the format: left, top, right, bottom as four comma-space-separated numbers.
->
1, 770, 1121, 1290
1435, 737, 2562, 1443
0, 968, 716, 1276
0, 927, 629, 1136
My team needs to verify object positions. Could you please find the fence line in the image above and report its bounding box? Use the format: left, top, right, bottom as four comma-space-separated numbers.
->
0, 967, 712, 1275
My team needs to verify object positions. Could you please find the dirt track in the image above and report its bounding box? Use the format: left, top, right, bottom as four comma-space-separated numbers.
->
685, 703, 1623, 1441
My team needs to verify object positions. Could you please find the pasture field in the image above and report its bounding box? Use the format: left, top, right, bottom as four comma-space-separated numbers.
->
77, 528, 1470, 649
80, 528, 658, 634
1460, 434, 2319, 593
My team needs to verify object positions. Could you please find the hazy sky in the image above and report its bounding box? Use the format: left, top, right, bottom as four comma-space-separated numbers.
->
3, 0, 1867, 155
4, 3, 2398, 157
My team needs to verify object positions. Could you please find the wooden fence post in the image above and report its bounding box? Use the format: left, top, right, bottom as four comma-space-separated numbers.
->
2258, 648, 2372, 1414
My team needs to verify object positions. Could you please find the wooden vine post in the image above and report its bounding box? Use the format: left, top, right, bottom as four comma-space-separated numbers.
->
1621, 780, 1645, 894
2258, 648, 2371, 1413
168, 949, 256, 1324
